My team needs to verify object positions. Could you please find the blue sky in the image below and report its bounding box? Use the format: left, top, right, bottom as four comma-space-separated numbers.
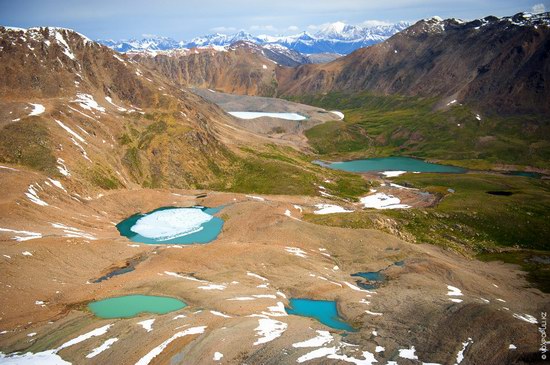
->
0, 0, 548, 40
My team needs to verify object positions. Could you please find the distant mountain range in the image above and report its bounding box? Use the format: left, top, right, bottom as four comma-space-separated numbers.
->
98, 21, 410, 55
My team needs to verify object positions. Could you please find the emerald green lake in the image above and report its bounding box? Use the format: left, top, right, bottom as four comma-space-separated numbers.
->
88, 295, 186, 318
316, 157, 466, 174
116, 206, 223, 244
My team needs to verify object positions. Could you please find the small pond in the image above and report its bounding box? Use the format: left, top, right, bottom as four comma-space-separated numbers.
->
88, 295, 186, 318
505, 171, 542, 179
285, 298, 355, 332
351, 271, 385, 290
116, 206, 223, 244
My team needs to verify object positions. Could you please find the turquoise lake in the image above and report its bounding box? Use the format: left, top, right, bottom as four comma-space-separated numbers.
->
116, 206, 223, 245
316, 156, 467, 173
88, 295, 186, 318
285, 298, 355, 332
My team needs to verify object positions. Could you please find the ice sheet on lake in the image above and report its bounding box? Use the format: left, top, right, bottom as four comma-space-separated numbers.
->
130, 208, 212, 241
228, 111, 306, 121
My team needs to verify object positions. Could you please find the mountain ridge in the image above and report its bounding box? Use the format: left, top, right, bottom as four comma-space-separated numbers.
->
275, 12, 550, 114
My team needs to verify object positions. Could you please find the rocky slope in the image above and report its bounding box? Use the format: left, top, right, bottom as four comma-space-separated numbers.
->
0, 24, 548, 365
0, 26, 261, 192
131, 41, 281, 96
276, 13, 550, 114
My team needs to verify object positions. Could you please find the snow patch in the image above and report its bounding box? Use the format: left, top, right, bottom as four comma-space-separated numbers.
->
57, 324, 112, 351
247, 272, 268, 281
198, 283, 226, 291
513, 313, 537, 324
54, 30, 76, 60
164, 271, 207, 282
297, 346, 377, 364
455, 338, 473, 364
137, 319, 155, 332
54, 119, 86, 143
86, 338, 118, 359
365, 310, 383, 316
360, 193, 410, 210
381, 170, 406, 177
47, 179, 66, 192
447, 285, 463, 296
314, 204, 353, 215
134, 326, 206, 365
285, 247, 307, 258
71, 93, 106, 113
0, 350, 70, 364
104, 96, 126, 112
399, 346, 418, 360
210, 311, 232, 318
28, 103, 45, 116
253, 318, 287, 345
329, 111, 344, 120
56, 158, 70, 177
0, 227, 42, 242
26, 184, 48, 206
292, 331, 333, 348
213, 352, 223, 361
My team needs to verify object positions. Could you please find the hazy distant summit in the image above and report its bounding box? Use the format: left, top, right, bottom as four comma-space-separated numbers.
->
98, 21, 410, 55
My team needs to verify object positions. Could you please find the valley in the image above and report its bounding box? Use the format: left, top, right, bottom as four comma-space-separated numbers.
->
0, 10, 549, 365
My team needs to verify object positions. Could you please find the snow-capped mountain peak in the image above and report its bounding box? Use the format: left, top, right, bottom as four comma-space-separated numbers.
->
98, 20, 411, 55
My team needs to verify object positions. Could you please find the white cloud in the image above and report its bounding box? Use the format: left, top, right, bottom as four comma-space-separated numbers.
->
532, 3, 545, 13
210, 26, 237, 33
287, 25, 300, 32
249, 25, 277, 32
361, 20, 393, 27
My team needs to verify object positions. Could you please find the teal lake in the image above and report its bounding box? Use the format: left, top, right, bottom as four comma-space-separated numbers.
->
316, 156, 466, 173
116, 206, 223, 245
88, 295, 186, 318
